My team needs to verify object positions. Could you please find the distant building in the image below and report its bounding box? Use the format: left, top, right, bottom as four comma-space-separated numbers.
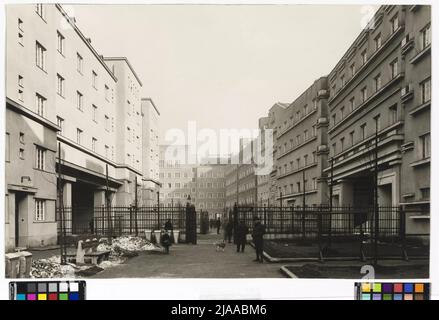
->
141, 98, 161, 205
274, 77, 329, 207
159, 145, 227, 219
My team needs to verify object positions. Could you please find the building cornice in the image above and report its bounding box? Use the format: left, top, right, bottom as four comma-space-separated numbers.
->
104, 57, 143, 86
141, 97, 160, 115
6, 98, 60, 132
55, 4, 118, 83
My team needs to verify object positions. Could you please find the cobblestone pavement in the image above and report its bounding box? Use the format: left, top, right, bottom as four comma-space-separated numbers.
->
91, 232, 285, 278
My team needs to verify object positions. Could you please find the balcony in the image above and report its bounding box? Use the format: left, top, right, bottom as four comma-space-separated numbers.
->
409, 45, 431, 64
401, 34, 414, 56
401, 84, 414, 103
410, 157, 430, 168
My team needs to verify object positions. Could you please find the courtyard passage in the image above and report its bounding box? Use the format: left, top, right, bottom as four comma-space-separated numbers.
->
91, 232, 285, 278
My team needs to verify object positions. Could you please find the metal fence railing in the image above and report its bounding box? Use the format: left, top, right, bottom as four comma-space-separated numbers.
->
56, 205, 187, 237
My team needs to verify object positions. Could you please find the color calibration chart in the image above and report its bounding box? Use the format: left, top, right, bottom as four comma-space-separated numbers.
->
9, 281, 86, 300
355, 282, 430, 300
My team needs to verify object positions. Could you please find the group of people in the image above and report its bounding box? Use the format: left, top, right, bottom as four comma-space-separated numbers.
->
222, 217, 266, 263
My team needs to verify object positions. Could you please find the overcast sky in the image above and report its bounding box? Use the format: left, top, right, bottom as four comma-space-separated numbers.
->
71, 4, 378, 144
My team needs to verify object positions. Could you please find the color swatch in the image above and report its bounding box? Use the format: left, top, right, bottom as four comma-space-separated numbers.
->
10, 281, 86, 301
355, 282, 430, 300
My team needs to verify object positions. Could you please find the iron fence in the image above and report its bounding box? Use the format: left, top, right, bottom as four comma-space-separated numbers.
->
57, 205, 187, 237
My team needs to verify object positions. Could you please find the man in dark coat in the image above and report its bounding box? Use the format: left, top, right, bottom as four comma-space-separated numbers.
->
161, 230, 172, 254
235, 220, 249, 253
224, 220, 234, 243
216, 218, 221, 235
164, 219, 173, 231
252, 217, 266, 262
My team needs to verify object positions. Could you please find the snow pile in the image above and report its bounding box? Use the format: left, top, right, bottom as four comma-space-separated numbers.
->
98, 236, 159, 256
31, 256, 79, 279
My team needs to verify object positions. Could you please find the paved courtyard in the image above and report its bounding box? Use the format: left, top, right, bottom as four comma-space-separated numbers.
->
91, 232, 285, 278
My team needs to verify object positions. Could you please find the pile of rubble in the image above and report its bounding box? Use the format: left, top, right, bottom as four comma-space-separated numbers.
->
97, 236, 159, 258
30, 256, 77, 279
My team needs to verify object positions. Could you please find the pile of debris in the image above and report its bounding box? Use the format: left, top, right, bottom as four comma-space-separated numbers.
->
30, 256, 77, 279
97, 236, 160, 258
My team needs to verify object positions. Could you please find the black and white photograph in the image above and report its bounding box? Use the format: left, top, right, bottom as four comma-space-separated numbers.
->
3, 3, 431, 282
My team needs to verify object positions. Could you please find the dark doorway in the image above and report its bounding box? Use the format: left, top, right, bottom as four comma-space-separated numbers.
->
15, 192, 26, 247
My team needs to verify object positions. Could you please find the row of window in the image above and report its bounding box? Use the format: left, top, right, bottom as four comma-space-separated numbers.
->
278, 152, 317, 176
278, 100, 318, 133
278, 126, 317, 154
279, 178, 318, 195
5, 132, 47, 170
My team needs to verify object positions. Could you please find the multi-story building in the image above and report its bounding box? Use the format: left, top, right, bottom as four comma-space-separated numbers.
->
324, 5, 430, 234
274, 77, 329, 207
5, 4, 153, 251
224, 139, 258, 210
159, 145, 226, 218
141, 98, 161, 205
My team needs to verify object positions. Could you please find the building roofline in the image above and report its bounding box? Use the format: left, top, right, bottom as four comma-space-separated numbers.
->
141, 97, 160, 115
55, 4, 118, 83
285, 76, 328, 110
103, 56, 143, 86
328, 5, 384, 77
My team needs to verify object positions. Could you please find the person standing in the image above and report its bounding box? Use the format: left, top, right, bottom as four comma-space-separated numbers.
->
164, 219, 173, 232
235, 220, 249, 253
161, 230, 172, 254
216, 217, 221, 235
252, 217, 266, 262
225, 220, 234, 243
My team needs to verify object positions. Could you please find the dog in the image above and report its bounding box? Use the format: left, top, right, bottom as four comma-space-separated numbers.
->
214, 240, 226, 252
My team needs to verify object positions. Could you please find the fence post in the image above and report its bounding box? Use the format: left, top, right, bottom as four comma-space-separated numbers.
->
400, 206, 408, 261
129, 206, 133, 234
291, 206, 294, 235
302, 205, 306, 241
318, 207, 323, 261
263, 205, 267, 230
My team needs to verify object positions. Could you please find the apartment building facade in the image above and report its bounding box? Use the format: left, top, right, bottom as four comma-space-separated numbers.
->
275, 77, 330, 207
159, 146, 226, 218
141, 98, 161, 205
5, 4, 151, 251
325, 5, 430, 234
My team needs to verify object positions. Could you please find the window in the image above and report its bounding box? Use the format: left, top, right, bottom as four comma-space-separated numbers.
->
340, 137, 345, 151
35, 199, 46, 221
340, 74, 345, 87
420, 187, 430, 200
35, 4, 44, 19
105, 85, 109, 101
18, 18, 23, 31
332, 143, 337, 156
92, 104, 97, 122
304, 154, 308, 166
35, 93, 46, 117
35, 41, 46, 71
92, 71, 98, 89
105, 115, 110, 131
76, 91, 83, 110
57, 31, 64, 55
296, 158, 301, 168
19, 132, 25, 144
76, 128, 82, 144
349, 131, 355, 146
19, 148, 25, 159
105, 145, 109, 158
390, 15, 399, 33
390, 59, 398, 79
35, 146, 45, 170
421, 78, 431, 103
304, 130, 309, 140
350, 63, 355, 77
18, 32, 24, 46
303, 104, 308, 115
340, 106, 345, 119
18, 75, 24, 101
76, 53, 83, 73
421, 24, 431, 50
331, 114, 336, 127
361, 87, 367, 103
6, 133, 10, 162
56, 74, 64, 97
297, 182, 301, 193
312, 152, 316, 163
374, 74, 382, 91
360, 123, 367, 140
374, 114, 381, 132
374, 33, 382, 51
313, 99, 318, 109
420, 133, 430, 159
349, 97, 356, 111
56, 116, 64, 134
389, 104, 397, 124
92, 137, 97, 152
312, 125, 316, 137
361, 49, 368, 65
